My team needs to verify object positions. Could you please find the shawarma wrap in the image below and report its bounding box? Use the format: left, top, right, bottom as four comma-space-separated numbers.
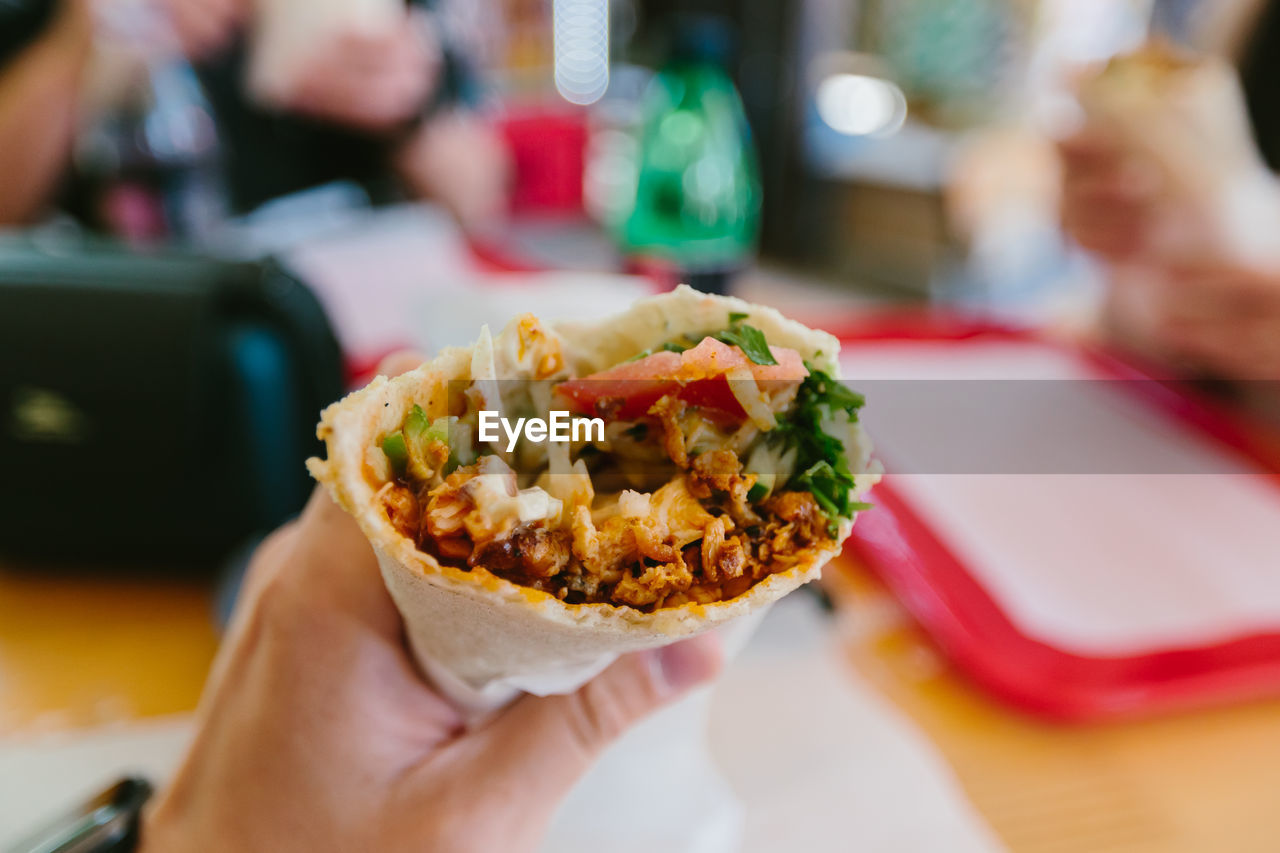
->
308, 286, 876, 701
1077, 41, 1280, 266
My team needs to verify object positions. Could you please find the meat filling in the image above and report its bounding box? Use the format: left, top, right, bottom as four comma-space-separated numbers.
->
372, 331, 849, 611
380, 447, 832, 611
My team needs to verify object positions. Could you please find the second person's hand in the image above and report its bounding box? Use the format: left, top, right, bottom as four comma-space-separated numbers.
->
1058, 129, 1163, 261
276, 14, 440, 133
1140, 261, 1280, 379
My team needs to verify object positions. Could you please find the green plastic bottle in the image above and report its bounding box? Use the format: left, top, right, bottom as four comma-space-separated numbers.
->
619, 18, 761, 294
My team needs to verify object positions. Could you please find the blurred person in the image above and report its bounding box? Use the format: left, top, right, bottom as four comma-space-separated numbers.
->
0, 0, 509, 234
1058, 0, 1280, 379
139, 351, 724, 852
0, 0, 94, 225
1061, 127, 1280, 378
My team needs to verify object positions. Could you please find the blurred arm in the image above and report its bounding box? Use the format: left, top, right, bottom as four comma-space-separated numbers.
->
0, 0, 93, 225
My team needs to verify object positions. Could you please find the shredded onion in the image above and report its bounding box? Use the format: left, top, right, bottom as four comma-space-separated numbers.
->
726, 366, 777, 431
618, 489, 652, 518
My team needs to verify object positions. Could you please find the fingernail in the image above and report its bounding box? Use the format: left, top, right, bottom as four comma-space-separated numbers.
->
654, 636, 722, 695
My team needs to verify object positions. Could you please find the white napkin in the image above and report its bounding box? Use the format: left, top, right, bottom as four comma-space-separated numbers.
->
281, 204, 658, 366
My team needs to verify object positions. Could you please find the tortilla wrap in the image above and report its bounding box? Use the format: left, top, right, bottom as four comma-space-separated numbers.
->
308, 286, 875, 706
1077, 42, 1280, 265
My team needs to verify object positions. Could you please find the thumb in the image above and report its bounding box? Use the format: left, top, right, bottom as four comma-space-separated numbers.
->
472, 635, 723, 810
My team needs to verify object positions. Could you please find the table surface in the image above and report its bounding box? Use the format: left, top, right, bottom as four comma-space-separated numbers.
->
2, 552, 1277, 852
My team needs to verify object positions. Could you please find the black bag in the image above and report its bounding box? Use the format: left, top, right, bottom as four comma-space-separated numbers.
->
0, 235, 345, 565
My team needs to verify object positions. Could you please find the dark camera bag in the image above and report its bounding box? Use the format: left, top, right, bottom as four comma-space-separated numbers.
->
0, 235, 344, 565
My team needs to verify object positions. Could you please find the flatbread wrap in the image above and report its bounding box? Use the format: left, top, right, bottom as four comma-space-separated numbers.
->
307, 286, 877, 702
1077, 41, 1280, 265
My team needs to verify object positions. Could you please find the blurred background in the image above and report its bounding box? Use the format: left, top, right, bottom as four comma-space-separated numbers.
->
4, 0, 1280, 850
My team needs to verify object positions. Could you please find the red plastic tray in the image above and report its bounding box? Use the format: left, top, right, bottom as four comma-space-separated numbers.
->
832, 315, 1280, 722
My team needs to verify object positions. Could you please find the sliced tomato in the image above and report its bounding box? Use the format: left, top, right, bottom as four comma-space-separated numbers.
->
556, 337, 807, 420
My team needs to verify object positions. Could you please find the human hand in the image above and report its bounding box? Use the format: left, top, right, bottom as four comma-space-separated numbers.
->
396, 110, 512, 234
1113, 261, 1280, 379
1058, 130, 1163, 261
159, 0, 248, 61
275, 16, 440, 133
140, 352, 723, 852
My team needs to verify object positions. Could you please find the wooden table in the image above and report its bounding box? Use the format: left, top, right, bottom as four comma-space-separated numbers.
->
0, 566, 220, 733
2, 553, 1278, 852
824, 556, 1280, 853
